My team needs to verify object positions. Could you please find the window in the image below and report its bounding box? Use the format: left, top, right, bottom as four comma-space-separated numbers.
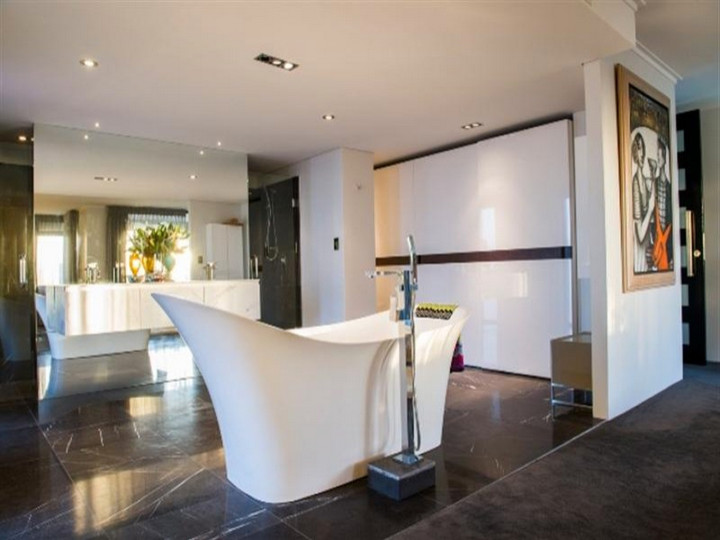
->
125, 210, 190, 282
35, 215, 65, 286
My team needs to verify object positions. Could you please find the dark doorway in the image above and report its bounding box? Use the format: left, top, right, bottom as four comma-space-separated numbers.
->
0, 163, 37, 401
677, 110, 706, 365
249, 177, 301, 329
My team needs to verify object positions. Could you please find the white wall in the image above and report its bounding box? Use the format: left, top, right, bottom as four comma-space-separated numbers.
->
374, 120, 575, 378
701, 107, 719, 362
275, 148, 376, 326
341, 149, 376, 321
573, 112, 592, 333
188, 200, 247, 281
584, 50, 683, 420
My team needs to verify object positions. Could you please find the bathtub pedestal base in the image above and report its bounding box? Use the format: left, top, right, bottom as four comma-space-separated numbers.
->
367, 455, 435, 501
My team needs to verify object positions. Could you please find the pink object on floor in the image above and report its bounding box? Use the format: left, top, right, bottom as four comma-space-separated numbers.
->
451, 340, 465, 372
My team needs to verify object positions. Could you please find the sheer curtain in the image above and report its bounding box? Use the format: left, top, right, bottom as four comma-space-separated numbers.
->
106, 206, 130, 276
63, 210, 79, 283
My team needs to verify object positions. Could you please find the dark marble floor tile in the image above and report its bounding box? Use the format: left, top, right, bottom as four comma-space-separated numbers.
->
103, 523, 164, 539
55, 429, 186, 479
419, 447, 493, 506
189, 447, 227, 479
0, 459, 76, 525
137, 506, 279, 540
74, 458, 255, 532
44, 417, 161, 455
0, 426, 55, 466
440, 426, 567, 481
0, 497, 105, 540
0, 401, 36, 432
141, 405, 223, 456
258, 480, 365, 520
105, 487, 277, 540
37, 399, 133, 433
284, 485, 445, 540
0, 364, 599, 540
233, 522, 309, 540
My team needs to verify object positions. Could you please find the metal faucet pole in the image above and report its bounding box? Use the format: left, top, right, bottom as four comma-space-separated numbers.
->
366, 234, 435, 500
396, 235, 420, 465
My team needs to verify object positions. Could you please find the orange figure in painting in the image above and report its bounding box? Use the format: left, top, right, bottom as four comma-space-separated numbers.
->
652, 204, 671, 270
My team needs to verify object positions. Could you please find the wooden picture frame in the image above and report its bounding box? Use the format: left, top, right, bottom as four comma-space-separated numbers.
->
616, 64, 675, 292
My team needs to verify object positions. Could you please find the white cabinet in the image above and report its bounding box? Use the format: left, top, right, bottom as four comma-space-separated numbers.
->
206, 223, 244, 279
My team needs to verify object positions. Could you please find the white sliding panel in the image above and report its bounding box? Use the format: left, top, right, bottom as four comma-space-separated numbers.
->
412, 144, 478, 254
417, 260, 573, 377
374, 162, 414, 258
374, 120, 575, 377
475, 121, 573, 251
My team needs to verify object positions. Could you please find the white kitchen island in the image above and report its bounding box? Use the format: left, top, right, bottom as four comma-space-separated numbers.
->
39, 280, 259, 359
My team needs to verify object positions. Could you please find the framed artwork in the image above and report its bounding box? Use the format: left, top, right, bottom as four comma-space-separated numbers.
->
616, 64, 675, 292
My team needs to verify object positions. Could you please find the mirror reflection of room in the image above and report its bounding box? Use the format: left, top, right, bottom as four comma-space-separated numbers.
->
31, 125, 259, 399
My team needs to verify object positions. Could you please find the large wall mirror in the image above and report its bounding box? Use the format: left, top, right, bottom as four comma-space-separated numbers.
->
30, 124, 250, 400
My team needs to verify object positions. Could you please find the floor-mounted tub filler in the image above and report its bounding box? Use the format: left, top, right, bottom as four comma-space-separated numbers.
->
153, 288, 467, 504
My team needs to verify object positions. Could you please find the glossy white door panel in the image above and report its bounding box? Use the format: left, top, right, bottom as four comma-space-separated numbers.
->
375, 120, 573, 257
411, 144, 479, 254
373, 120, 575, 379
474, 120, 572, 251
417, 259, 573, 377
374, 163, 414, 258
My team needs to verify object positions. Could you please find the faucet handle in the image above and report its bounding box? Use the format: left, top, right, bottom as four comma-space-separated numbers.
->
366, 269, 402, 279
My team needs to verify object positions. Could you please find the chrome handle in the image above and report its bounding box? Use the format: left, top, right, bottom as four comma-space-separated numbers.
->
19, 254, 28, 288
686, 210, 695, 277
249, 255, 259, 279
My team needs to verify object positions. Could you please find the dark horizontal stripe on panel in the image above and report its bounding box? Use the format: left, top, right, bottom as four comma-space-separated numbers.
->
376, 246, 572, 267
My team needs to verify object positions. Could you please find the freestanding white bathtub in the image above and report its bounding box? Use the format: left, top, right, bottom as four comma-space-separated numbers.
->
153, 293, 468, 503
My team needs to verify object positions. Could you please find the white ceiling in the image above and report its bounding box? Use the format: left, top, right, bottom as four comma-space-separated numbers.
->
636, 0, 720, 109
0, 1, 634, 173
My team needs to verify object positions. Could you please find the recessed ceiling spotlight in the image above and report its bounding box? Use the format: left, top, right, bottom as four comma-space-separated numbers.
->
199, 150, 205, 156
255, 53, 299, 71
322, 114, 335, 121
461, 122, 483, 130
18, 135, 27, 142
190, 174, 197, 180
217, 141, 222, 147
83, 134, 90, 140
94, 122, 100, 128
80, 58, 99, 68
